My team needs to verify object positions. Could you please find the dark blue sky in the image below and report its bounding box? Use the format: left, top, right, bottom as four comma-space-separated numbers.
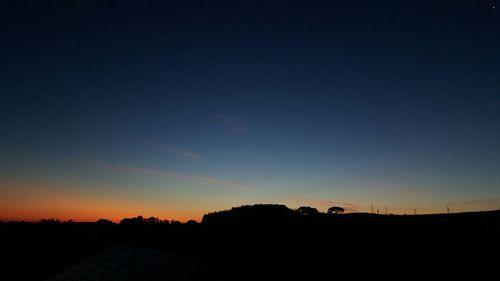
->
1, 0, 500, 220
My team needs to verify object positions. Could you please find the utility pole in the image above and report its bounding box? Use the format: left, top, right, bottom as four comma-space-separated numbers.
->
377, 208, 379, 215
385, 206, 388, 215
414, 209, 417, 215
447, 206, 450, 214
371, 205, 374, 214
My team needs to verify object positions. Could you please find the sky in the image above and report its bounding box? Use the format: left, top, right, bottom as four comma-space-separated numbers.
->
1, 0, 500, 222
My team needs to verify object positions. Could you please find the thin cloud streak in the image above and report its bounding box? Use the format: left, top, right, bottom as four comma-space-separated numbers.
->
213, 113, 247, 133
87, 161, 243, 190
141, 140, 202, 160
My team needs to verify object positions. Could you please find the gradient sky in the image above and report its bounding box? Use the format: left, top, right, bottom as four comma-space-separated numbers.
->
1, 0, 500, 221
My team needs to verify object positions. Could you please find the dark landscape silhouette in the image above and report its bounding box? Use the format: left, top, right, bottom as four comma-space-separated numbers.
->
2, 1, 500, 280
1, 204, 499, 280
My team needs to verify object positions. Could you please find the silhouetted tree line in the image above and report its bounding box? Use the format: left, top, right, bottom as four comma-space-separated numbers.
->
14, 216, 200, 227
120, 216, 163, 225
16, 204, 344, 227
38, 218, 61, 224
38, 218, 75, 224
117, 216, 199, 227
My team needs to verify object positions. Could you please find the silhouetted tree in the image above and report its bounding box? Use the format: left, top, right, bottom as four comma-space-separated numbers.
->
145, 217, 160, 223
120, 216, 145, 225
297, 206, 319, 216
170, 220, 182, 225
186, 220, 198, 225
96, 219, 114, 225
328, 206, 345, 214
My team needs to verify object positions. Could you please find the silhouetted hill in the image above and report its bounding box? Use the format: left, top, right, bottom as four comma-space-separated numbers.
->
202, 204, 295, 226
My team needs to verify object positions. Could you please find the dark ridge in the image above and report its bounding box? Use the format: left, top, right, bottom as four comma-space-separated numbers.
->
201, 204, 295, 226
2, 207, 500, 281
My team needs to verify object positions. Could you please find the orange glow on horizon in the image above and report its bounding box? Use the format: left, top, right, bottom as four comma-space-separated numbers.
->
0, 181, 204, 223
2, 180, 499, 223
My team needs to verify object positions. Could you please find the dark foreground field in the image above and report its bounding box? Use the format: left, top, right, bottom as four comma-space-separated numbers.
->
1, 205, 499, 281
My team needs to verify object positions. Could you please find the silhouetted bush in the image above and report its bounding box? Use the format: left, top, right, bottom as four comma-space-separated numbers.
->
186, 220, 199, 225
170, 220, 182, 225
296, 206, 319, 216
96, 219, 114, 225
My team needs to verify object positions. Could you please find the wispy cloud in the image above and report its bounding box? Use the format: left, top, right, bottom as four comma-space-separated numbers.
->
213, 113, 247, 133
141, 140, 201, 160
294, 196, 359, 213
88, 161, 243, 189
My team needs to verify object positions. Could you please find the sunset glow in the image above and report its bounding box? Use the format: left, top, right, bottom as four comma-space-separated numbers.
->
1, 0, 499, 222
